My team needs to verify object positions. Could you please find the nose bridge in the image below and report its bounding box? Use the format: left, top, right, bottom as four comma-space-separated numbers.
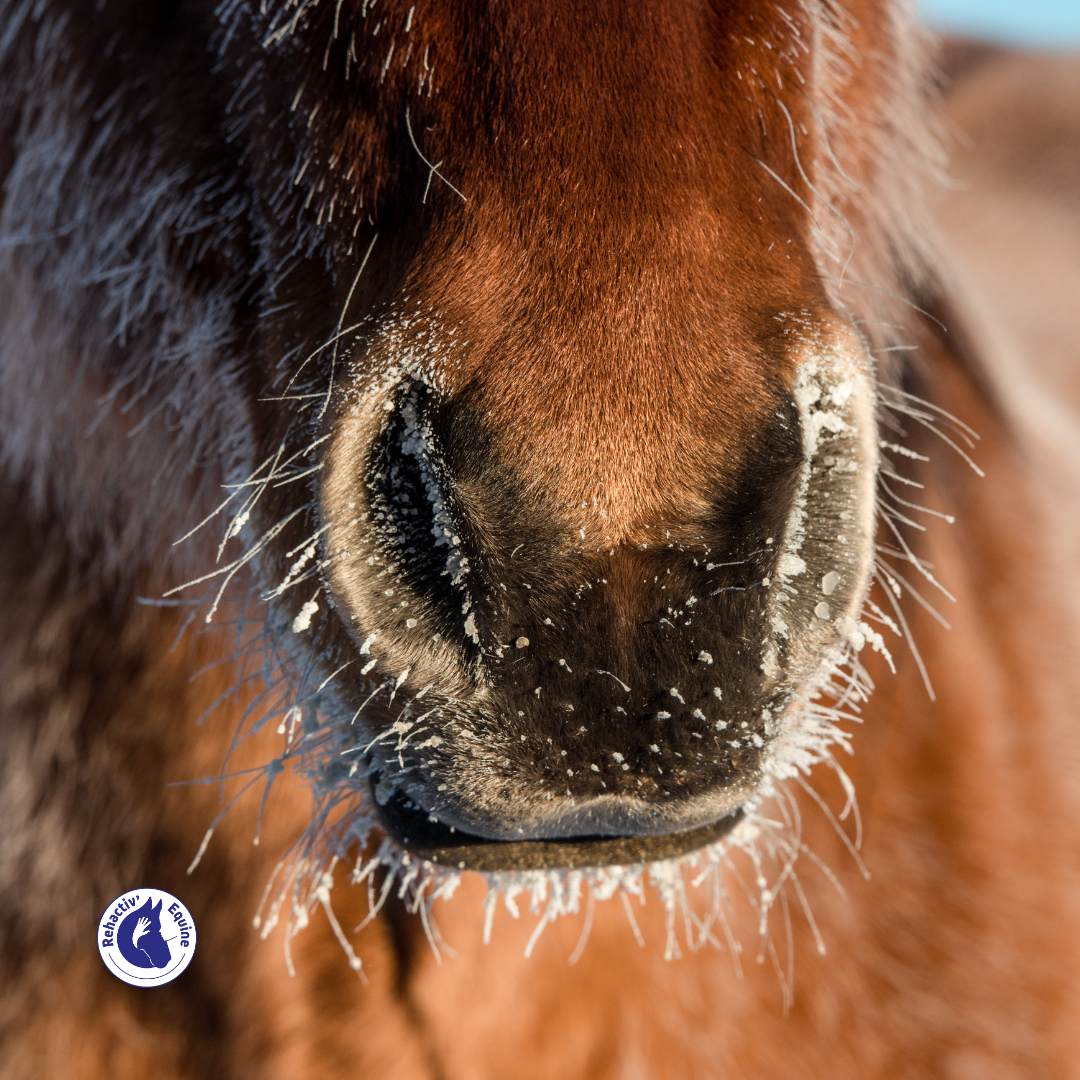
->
389, 20, 820, 534
397, 237, 791, 543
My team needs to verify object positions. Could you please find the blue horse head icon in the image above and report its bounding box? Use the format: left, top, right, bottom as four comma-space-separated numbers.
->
117, 897, 172, 969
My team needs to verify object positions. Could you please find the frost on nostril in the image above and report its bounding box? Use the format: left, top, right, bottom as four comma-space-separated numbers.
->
363, 382, 480, 648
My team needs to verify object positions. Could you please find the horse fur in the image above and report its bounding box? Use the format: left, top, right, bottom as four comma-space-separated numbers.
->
2, 2, 1080, 1078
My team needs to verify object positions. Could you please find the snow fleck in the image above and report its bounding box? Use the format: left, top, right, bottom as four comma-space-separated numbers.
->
292, 600, 319, 633
829, 379, 854, 408
597, 670, 631, 692
777, 552, 806, 578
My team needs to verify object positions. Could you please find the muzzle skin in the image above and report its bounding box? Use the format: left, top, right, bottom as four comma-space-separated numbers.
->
319, 313, 878, 868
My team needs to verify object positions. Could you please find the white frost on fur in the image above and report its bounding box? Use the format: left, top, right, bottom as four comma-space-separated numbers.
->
292, 599, 319, 633
762, 345, 866, 685
774, 354, 851, 600
240, 616, 882, 982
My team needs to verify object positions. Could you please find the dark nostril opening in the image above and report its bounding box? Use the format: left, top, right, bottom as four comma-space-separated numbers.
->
365, 381, 480, 652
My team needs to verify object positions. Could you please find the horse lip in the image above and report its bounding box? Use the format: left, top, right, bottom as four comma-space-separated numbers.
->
372, 784, 745, 871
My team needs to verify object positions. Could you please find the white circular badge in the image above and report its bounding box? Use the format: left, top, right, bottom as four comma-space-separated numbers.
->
98, 889, 197, 987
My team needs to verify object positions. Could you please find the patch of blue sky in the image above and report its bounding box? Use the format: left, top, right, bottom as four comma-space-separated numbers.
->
920, 0, 1080, 48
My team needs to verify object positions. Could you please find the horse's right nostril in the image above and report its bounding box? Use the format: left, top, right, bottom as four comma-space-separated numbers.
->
363, 382, 480, 652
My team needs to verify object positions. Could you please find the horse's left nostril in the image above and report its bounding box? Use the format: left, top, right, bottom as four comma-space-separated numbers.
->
322, 376, 494, 700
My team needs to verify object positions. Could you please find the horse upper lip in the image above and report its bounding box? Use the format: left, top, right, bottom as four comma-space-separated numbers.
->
373, 784, 747, 871
371, 762, 755, 843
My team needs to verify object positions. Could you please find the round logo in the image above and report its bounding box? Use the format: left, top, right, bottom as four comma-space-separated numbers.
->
98, 889, 196, 987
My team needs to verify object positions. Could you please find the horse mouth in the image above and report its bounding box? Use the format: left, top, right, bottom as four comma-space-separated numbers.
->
372, 781, 745, 871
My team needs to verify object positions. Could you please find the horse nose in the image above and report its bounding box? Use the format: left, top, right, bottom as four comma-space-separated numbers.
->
325, 375, 792, 843
321, 319, 877, 867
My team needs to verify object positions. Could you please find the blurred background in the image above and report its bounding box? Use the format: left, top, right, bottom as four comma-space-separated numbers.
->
920, 0, 1080, 47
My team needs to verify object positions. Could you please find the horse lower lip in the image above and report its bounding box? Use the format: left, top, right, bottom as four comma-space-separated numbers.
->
374, 787, 744, 871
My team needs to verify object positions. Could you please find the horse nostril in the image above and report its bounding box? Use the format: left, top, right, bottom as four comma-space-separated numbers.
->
321, 376, 491, 675
365, 384, 472, 627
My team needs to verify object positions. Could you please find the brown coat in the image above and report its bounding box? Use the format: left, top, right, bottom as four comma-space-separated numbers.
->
2, 3, 1079, 1076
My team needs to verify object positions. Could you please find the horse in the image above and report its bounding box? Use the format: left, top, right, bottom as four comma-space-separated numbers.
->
2, 0, 1079, 1076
